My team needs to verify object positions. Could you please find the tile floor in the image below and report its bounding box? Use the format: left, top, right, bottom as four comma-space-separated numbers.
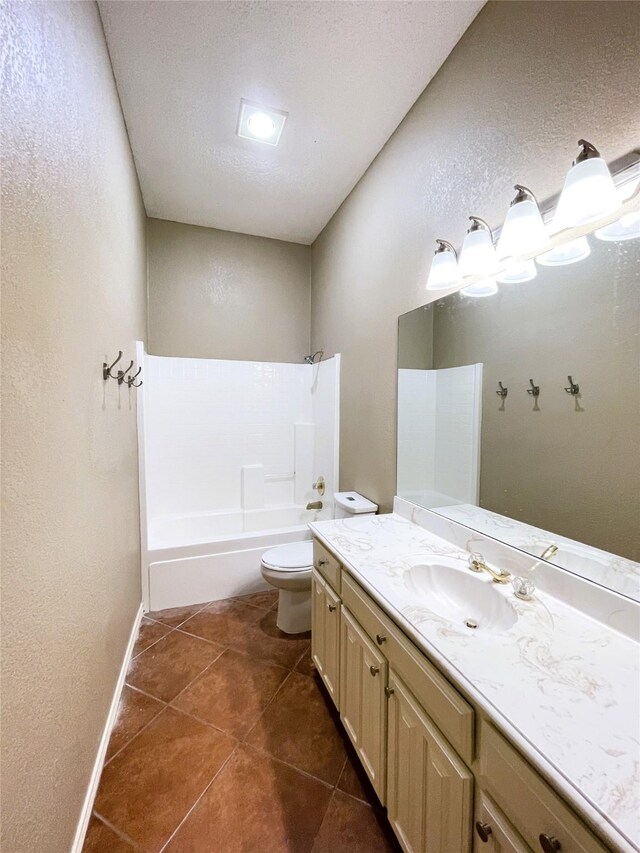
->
83, 590, 401, 852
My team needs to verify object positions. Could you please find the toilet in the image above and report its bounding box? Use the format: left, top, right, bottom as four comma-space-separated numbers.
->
260, 491, 378, 634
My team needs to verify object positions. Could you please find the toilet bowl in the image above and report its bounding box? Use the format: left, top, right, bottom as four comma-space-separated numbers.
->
261, 491, 379, 634
261, 542, 313, 634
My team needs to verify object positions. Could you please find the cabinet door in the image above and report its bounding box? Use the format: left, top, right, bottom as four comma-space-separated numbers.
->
322, 582, 341, 705
340, 606, 387, 801
386, 670, 473, 853
311, 570, 340, 708
473, 790, 531, 853
311, 570, 326, 676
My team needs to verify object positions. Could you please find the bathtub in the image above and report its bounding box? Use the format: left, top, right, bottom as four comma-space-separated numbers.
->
144, 505, 322, 611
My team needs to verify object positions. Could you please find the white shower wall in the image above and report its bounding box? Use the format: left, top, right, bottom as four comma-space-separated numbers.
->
141, 349, 340, 546
397, 364, 482, 508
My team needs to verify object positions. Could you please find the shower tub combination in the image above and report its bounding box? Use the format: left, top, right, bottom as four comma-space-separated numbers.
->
136, 342, 340, 612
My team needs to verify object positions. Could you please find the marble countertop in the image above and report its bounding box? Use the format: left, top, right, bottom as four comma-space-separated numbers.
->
310, 511, 640, 852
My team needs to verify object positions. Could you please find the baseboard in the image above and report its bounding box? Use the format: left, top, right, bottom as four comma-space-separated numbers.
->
70, 602, 144, 853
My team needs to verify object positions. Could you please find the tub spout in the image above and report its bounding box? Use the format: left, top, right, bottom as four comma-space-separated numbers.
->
306, 500, 323, 511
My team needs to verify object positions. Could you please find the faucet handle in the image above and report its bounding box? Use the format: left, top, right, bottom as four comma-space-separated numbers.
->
468, 552, 484, 572
512, 576, 535, 600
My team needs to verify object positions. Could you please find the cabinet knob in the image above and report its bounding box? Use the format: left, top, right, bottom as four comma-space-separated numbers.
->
475, 822, 493, 843
327, 603, 336, 612
384, 686, 395, 698
369, 665, 380, 676
318, 559, 328, 567
376, 634, 387, 645
539, 835, 561, 853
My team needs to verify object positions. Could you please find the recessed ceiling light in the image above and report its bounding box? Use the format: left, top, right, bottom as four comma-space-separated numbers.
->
237, 99, 287, 146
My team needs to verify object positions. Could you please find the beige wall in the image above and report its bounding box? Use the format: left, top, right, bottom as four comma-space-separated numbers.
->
1, 3, 147, 851
147, 218, 311, 362
311, 0, 640, 512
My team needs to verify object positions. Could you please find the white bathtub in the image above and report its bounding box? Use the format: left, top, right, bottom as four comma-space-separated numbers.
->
144, 505, 321, 612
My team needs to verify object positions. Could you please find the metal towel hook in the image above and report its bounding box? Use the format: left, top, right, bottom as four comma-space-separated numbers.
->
126, 366, 143, 388
564, 375, 579, 395
117, 360, 134, 384
527, 379, 540, 397
103, 351, 123, 380
496, 381, 508, 399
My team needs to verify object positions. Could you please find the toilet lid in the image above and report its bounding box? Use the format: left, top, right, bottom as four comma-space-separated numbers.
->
262, 542, 313, 571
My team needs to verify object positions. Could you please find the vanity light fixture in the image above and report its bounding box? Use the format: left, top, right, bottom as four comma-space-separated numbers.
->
552, 140, 620, 231
460, 278, 499, 298
497, 185, 549, 260
237, 99, 288, 146
459, 217, 498, 279
594, 209, 640, 242
496, 259, 537, 284
426, 240, 462, 291
537, 235, 591, 267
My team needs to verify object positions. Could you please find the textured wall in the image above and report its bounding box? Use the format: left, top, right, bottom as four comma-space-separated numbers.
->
148, 219, 311, 362
311, 0, 640, 511
0, 3, 147, 851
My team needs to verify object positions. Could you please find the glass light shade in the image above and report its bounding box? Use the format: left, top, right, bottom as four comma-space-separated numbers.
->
426, 247, 461, 291
461, 278, 499, 298
594, 210, 640, 242
553, 157, 620, 230
536, 236, 590, 267
459, 228, 498, 278
497, 199, 549, 259
496, 259, 537, 284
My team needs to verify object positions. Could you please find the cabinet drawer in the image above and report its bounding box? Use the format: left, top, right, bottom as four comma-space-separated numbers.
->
313, 539, 341, 591
342, 571, 474, 765
474, 790, 530, 852
477, 722, 609, 853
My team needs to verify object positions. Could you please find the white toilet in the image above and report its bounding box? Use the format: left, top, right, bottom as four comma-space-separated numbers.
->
260, 491, 378, 634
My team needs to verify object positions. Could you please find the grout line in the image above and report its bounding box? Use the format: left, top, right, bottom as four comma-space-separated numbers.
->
241, 669, 296, 742
157, 744, 240, 853
92, 811, 142, 849
172, 626, 230, 648
103, 691, 167, 768
241, 740, 335, 791
102, 701, 170, 769
131, 624, 174, 660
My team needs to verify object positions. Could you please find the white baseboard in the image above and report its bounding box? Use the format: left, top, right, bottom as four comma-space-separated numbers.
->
71, 602, 144, 853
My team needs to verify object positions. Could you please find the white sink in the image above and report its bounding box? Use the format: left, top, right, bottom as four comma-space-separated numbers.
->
404, 557, 517, 633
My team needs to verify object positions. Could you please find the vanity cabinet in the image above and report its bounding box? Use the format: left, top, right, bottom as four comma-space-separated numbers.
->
387, 669, 473, 853
311, 569, 340, 707
339, 606, 388, 800
310, 536, 613, 853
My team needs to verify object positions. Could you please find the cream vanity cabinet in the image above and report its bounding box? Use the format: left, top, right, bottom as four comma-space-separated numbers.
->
311, 539, 611, 853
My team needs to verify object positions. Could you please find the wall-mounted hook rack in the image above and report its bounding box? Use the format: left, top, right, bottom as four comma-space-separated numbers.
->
117, 360, 134, 385
103, 351, 123, 380
564, 375, 579, 395
126, 366, 143, 388
527, 379, 540, 397
496, 381, 508, 398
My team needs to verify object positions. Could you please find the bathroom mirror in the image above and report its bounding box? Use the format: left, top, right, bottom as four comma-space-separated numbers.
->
397, 233, 640, 601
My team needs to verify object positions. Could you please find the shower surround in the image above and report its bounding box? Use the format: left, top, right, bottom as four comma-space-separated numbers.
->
136, 342, 340, 610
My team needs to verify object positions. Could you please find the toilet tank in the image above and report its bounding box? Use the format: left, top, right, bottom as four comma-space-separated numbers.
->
334, 491, 378, 519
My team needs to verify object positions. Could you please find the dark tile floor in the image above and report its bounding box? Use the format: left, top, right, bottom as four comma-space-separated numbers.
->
84, 591, 401, 852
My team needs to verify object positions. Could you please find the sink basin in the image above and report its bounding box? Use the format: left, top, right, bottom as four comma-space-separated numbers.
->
404, 557, 517, 633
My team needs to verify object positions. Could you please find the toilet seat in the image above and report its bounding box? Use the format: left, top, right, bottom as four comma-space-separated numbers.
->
261, 541, 313, 572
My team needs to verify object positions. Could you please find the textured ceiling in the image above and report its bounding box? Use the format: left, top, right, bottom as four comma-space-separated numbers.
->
99, 1, 484, 244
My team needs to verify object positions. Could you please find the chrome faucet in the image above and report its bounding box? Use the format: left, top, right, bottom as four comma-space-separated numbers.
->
306, 500, 323, 511
468, 552, 511, 584
539, 544, 558, 561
